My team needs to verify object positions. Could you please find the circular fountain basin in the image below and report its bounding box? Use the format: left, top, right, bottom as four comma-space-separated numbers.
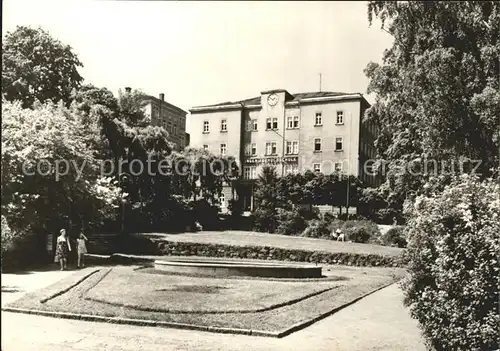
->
154, 258, 322, 279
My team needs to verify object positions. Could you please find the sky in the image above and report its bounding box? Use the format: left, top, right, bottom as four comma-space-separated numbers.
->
2, 0, 393, 133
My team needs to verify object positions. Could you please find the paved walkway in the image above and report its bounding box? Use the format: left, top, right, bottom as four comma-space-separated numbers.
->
1, 267, 426, 351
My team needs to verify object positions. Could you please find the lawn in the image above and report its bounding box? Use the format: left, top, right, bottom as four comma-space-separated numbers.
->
6, 264, 406, 335
146, 230, 403, 257
85, 267, 340, 313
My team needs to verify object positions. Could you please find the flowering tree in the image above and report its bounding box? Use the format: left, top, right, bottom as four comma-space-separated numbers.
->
401, 174, 499, 350
2, 26, 83, 108
1, 100, 125, 239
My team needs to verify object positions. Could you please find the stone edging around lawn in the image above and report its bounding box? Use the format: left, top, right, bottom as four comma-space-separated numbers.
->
40, 269, 101, 303
2, 281, 399, 338
152, 240, 404, 268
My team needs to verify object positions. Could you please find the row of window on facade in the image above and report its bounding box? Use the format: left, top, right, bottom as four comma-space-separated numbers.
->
202, 111, 345, 133
242, 162, 343, 180
203, 138, 344, 157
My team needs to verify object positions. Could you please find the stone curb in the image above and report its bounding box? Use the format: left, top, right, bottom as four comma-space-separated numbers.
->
2, 282, 398, 339
1, 307, 279, 338
40, 269, 101, 303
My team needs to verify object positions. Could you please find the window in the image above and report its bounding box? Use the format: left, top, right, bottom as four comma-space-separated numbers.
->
246, 120, 256, 131
203, 121, 210, 133
221, 119, 227, 132
313, 163, 321, 173
244, 167, 251, 180
168, 122, 172, 133
335, 137, 343, 151
220, 143, 227, 155
173, 124, 177, 135
334, 162, 343, 172
287, 116, 300, 129
267, 117, 278, 130
314, 138, 322, 152
315, 112, 322, 126
243, 166, 257, 180
266, 142, 277, 155
336, 111, 344, 124
286, 141, 299, 154
245, 143, 256, 156
250, 166, 257, 179
203, 144, 209, 151
285, 164, 298, 175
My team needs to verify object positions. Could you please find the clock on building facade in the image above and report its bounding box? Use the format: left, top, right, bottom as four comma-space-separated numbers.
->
267, 93, 279, 106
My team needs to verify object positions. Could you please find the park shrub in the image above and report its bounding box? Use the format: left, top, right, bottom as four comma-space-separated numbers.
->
227, 199, 243, 217
191, 199, 220, 230
324, 219, 380, 243
156, 240, 402, 267
382, 226, 407, 248
301, 219, 330, 238
275, 208, 307, 235
401, 175, 499, 351
1, 217, 42, 271
322, 212, 336, 225
343, 226, 371, 243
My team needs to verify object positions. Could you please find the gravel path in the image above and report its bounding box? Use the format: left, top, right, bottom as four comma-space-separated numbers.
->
2, 267, 426, 351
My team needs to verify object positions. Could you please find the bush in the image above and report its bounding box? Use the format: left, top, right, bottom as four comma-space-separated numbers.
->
334, 220, 380, 243
227, 199, 243, 216
252, 207, 278, 233
275, 208, 306, 235
1, 215, 15, 255
297, 206, 320, 220
322, 212, 335, 224
1, 218, 42, 271
192, 199, 220, 230
382, 226, 407, 248
401, 175, 499, 351
301, 219, 331, 238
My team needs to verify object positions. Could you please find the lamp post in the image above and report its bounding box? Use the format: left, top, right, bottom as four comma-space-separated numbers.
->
346, 112, 352, 216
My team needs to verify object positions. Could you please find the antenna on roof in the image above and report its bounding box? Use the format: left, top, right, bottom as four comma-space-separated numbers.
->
319, 73, 322, 92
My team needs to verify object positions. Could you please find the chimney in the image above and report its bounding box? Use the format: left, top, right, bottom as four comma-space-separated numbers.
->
125, 87, 131, 93
159, 93, 165, 101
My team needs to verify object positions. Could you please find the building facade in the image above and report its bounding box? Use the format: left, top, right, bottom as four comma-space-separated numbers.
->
189, 89, 379, 211
141, 91, 188, 150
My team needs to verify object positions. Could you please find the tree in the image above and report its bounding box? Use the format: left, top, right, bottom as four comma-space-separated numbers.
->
1, 99, 125, 243
401, 175, 499, 350
2, 26, 83, 108
117, 88, 149, 127
71, 84, 119, 118
253, 166, 280, 232
365, 2, 500, 218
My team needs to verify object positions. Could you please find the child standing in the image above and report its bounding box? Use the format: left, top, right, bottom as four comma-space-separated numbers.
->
76, 232, 88, 268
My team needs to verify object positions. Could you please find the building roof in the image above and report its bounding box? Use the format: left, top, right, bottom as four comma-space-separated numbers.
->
193, 91, 360, 109
143, 95, 188, 115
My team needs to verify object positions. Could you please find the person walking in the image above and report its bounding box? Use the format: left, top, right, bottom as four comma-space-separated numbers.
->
76, 232, 88, 268
54, 229, 71, 271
